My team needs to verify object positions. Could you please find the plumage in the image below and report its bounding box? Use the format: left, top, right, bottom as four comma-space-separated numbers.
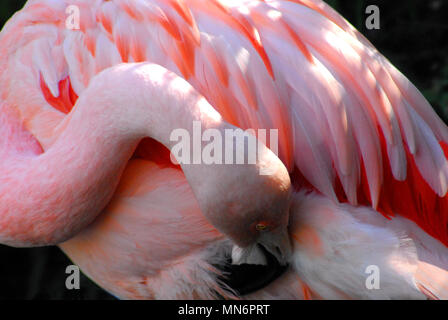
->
1, 0, 448, 299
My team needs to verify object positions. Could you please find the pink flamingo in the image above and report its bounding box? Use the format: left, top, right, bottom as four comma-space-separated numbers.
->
1, 0, 448, 299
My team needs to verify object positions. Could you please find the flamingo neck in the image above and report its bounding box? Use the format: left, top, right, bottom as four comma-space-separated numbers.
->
0, 63, 231, 246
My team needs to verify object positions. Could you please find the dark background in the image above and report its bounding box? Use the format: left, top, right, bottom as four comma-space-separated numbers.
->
0, 0, 447, 299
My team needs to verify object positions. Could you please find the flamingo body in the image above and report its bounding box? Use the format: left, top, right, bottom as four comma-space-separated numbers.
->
1, 0, 448, 299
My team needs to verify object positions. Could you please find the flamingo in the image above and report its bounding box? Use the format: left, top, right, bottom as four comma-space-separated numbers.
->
1, 0, 448, 299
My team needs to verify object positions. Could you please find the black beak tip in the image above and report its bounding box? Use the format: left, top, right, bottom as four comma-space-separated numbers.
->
214, 245, 288, 297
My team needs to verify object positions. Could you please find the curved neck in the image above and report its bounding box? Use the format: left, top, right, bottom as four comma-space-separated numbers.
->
0, 63, 232, 246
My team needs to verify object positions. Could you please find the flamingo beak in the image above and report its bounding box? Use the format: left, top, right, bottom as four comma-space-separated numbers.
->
231, 229, 292, 266
257, 228, 292, 266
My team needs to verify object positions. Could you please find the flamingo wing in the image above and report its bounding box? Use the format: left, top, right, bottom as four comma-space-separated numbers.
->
1, 0, 447, 247
247, 0, 448, 247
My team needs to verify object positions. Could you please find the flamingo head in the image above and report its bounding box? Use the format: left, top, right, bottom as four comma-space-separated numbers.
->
228, 171, 292, 267
192, 143, 292, 266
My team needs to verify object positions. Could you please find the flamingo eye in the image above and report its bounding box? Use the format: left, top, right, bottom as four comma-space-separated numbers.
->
255, 223, 269, 231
